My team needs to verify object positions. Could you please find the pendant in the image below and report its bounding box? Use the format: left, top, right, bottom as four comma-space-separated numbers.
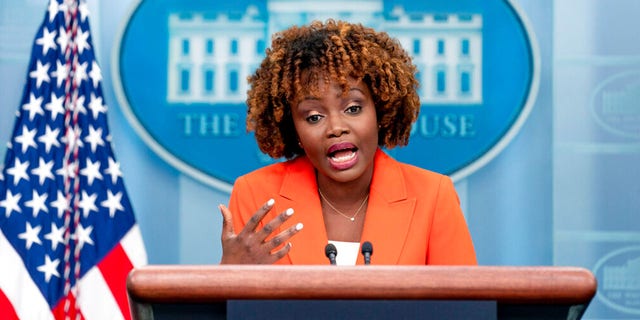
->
350, 217, 355, 222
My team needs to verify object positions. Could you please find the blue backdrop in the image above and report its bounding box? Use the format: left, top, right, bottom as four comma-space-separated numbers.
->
1, 1, 638, 318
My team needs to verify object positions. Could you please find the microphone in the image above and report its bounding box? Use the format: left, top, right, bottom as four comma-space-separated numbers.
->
361, 241, 373, 265
324, 243, 337, 265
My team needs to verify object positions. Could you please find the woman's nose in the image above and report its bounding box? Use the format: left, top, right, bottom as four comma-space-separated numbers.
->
325, 113, 349, 138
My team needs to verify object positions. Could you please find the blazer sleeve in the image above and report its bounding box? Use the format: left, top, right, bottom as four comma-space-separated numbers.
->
427, 176, 477, 265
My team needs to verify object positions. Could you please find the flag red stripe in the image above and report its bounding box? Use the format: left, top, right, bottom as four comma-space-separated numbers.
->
98, 244, 134, 320
0, 289, 19, 320
52, 292, 84, 320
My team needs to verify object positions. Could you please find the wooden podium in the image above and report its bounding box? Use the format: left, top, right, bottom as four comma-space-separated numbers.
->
127, 265, 597, 320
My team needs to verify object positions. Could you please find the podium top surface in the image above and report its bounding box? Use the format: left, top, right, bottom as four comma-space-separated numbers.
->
127, 265, 597, 305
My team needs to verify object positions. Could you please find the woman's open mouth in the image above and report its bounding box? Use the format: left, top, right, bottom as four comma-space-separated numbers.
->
327, 143, 359, 170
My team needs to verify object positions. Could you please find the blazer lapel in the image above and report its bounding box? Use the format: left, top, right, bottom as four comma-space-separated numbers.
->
278, 157, 329, 265
358, 150, 416, 265
278, 151, 416, 265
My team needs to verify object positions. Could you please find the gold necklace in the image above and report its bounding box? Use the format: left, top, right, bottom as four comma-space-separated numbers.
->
318, 189, 369, 222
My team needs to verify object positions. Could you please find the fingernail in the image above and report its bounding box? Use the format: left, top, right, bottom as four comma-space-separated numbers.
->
295, 223, 303, 231
285, 208, 294, 216
288, 242, 293, 248
267, 198, 275, 206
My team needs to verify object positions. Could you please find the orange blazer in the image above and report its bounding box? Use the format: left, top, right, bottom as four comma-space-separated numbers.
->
228, 149, 477, 265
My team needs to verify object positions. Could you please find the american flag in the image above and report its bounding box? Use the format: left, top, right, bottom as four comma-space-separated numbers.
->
0, 0, 147, 319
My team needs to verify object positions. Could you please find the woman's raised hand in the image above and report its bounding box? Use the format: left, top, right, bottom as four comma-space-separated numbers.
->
219, 199, 303, 264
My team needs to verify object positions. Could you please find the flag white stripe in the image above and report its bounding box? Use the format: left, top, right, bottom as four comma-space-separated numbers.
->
77, 266, 125, 320
0, 230, 54, 320
121, 225, 148, 268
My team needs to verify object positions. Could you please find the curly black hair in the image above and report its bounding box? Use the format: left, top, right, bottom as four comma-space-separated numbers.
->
246, 19, 421, 159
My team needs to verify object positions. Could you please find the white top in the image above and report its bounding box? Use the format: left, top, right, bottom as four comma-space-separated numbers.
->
328, 240, 359, 266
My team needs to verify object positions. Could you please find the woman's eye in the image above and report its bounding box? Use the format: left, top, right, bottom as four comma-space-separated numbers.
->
346, 105, 362, 114
306, 114, 322, 123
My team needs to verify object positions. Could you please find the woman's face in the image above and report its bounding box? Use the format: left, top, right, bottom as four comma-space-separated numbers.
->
292, 76, 378, 185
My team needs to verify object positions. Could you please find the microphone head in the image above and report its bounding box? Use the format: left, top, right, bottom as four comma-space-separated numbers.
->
325, 243, 337, 257
361, 241, 373, 255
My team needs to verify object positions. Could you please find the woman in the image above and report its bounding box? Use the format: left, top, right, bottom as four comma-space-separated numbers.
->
219, 20, 476, 265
